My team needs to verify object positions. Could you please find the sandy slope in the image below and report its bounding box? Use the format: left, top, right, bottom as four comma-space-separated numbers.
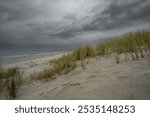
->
12, 55, 150, 100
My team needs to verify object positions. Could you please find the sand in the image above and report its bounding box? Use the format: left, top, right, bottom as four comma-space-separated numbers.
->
1, 53, 66, 79
0, 53, 150, 100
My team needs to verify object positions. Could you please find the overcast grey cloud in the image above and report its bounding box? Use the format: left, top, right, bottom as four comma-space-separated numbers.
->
0, 0, 150, 50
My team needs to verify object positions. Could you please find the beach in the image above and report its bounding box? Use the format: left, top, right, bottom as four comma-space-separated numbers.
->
1, 52, 66, 79
1, 52, 150, 100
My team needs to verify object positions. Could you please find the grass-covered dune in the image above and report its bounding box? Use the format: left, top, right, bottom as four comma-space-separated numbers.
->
32, 31, 150, 80
0, 31, 150, 99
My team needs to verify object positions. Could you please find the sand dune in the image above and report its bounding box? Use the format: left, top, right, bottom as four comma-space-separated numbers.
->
2, 54, 149, 100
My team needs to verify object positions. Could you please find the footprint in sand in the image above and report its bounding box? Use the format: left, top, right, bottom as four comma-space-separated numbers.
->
85, 75, 96, 80
112, 71, 119, 74
62, 82, 80, 87
39, 87, 58, 96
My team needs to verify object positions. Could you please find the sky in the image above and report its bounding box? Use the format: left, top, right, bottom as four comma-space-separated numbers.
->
0, 0, 150, 50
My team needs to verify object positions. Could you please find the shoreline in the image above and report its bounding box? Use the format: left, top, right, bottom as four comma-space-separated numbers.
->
0, 52, 67, 69
0, 52, 67, 83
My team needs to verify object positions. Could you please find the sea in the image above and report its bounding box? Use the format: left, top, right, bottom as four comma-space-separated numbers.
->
0, 48, 66, 65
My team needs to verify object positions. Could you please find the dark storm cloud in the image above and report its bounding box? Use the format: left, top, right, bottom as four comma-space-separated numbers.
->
0, 0, 38, 23
100, 0, 150, 29
81, 0, 150, 31
0, 0, 150, 49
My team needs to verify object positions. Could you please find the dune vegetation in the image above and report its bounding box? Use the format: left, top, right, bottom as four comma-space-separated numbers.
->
0, 31, 150, 99
32, 31, 150, 80
0, 68, 23, 99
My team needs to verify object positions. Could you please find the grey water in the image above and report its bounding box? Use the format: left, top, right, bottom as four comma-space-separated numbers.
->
0, 48, 66, 65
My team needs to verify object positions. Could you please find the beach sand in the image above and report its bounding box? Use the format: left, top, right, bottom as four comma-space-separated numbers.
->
0, 53, 150, 100
1, 53, 66, 79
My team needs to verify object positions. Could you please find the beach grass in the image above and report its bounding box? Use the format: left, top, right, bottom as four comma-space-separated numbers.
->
32, 31, 150, 80
0, 68, 23, 99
